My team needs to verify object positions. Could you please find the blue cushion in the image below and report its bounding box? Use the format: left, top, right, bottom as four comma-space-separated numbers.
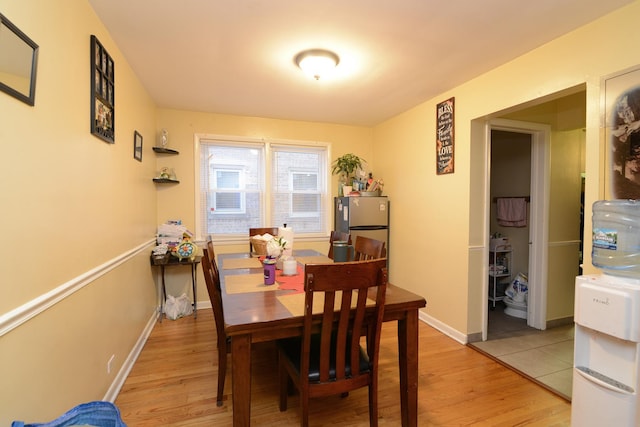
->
279, 333, 370, 383
12, 401, 126, 427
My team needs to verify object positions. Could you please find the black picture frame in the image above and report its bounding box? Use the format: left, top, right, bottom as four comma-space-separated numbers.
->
134, 131, 143, 162
436, 97, 455, 175
90, 35, 115, 143
0, 13, 39, 106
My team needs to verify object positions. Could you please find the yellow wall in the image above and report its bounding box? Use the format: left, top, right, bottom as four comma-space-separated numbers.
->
0, 0, 158, 423
154, 109, 374, 302
2, 0, 640, 422
546, 129, 585, 321
373, 1, 640, 336
155, 109, 373, 231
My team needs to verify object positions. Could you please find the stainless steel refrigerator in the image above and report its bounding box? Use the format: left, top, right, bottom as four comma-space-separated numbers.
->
334, 196, 389, 261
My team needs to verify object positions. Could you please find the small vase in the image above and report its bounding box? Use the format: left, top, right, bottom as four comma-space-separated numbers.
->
276, 248, 293, 270
338, 175, 347, 197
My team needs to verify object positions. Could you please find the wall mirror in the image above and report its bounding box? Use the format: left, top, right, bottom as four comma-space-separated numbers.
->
0, 13, 39, 106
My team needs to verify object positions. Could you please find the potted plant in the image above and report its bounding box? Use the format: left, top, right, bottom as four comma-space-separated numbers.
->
331, 153, 365, 195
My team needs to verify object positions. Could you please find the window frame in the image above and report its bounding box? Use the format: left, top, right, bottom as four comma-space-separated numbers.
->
211, 166, 246, 215
194, 134, 332, 243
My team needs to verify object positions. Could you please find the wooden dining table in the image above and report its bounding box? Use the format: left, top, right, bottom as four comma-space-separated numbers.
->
219, 250, 426, 426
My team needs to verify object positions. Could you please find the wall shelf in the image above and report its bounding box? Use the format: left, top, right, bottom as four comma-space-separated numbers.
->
152, 146, 179, 155
153, 178, 180, 184
153, 145, 179, 184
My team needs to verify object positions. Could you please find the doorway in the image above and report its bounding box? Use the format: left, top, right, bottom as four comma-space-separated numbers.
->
485, 119, 550, 336
469, 91, 586, 400
489, 129, 532, 324
478, 91, 587, 340
468, 87, 586, 341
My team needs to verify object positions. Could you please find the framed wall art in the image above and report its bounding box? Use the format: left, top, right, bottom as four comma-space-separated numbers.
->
90, 35, 115, 143
603, 65, 640, 200
436, 97, 455, 175
134, 130, 143, 162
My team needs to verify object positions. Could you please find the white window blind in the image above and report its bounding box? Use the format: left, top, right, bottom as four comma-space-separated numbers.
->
196, 136, 330, 240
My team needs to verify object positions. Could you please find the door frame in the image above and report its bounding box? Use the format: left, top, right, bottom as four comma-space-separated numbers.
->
483, 118, 550, 337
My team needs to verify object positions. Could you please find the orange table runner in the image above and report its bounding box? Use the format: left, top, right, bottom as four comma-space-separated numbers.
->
224, 265, 305, 294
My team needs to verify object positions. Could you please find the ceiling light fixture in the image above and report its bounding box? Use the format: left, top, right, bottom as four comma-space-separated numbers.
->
294, 49, 340, 80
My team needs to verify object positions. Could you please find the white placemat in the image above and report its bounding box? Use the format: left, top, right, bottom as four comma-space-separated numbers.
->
222, 257, 263, 270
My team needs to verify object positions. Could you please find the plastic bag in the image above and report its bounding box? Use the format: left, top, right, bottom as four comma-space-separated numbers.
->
505, 272, 528, 302
164, 293, 193, 320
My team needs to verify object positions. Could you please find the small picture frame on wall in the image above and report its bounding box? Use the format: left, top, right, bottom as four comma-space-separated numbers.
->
134, 131, 143, 162
436, 97, 455, 175
90, 35, 115, 143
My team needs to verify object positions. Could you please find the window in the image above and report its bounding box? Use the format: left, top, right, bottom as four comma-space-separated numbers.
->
196, 136, 330, 241
212, 168, 244, 213
290, 172, 319, 217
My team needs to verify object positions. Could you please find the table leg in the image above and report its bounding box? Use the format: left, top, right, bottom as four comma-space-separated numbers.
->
398, 310, 419, 427
232, 334, 252, 426
191, 263, 198, 319
160, 265, 166, 323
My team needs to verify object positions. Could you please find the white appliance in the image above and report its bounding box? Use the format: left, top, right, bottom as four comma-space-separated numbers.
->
334, 196, 389, 260
572, 273, 640, 426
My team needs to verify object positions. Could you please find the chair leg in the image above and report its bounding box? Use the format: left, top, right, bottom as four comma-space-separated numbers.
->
216, 341, 227, 407
300, 389, 309, 427
278, 353, 289, 412
368, 382, 378, 427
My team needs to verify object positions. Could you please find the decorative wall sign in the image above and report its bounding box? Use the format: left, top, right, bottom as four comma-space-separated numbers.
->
90, 35, 114, 143
436, 97, 455, 175
134, 130, 143, 162
603, 65, 640, 199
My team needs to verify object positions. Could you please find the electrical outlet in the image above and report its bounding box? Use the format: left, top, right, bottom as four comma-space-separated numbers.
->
107, 354, 115, 374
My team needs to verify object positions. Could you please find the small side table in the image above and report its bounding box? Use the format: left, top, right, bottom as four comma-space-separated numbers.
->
150, 252, 201, 322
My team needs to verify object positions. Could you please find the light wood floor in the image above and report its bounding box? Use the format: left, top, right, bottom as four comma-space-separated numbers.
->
115, 310, 571, 426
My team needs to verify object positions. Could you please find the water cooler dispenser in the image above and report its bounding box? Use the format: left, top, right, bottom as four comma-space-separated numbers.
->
571, 200, 640, 426
572, 274, 640, 425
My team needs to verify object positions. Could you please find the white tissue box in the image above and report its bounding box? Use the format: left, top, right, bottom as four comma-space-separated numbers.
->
490, 238, 510, 251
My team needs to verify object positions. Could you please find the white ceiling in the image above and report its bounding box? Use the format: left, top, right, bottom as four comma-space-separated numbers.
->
88, 0, 631, 126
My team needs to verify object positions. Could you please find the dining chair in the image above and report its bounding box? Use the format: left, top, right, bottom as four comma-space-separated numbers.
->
353, 235, 386, 261
277, 258, 388, 427
327, 230, 351, 259
206, 235, 219, 280
201, 247, 229, 407
249, 227, 279, 253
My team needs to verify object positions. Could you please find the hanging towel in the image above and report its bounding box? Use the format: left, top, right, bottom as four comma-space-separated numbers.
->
496, 197, 528, 227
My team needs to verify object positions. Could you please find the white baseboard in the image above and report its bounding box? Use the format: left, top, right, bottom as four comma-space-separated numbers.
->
103, 310, 158, 402
419, 310, 468, 345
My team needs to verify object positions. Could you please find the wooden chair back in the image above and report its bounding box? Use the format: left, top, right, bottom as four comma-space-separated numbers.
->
327, 230, 351, 259
206, 235, 219, 280
353, 235, 386, 261
278, 258, 388, 425
249, 227, 279, 253
201, 247, 228, 406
